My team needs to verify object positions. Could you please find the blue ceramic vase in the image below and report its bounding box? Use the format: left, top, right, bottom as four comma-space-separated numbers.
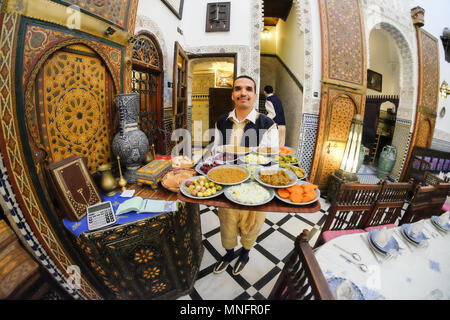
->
112, 93, 149, 183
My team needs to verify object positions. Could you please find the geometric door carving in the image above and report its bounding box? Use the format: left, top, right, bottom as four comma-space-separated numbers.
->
38, 46, 115, 172
313, 87, 359, 188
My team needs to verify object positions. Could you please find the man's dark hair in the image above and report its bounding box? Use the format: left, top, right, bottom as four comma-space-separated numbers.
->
233, 75, 256, 90
264, 85, 273, 94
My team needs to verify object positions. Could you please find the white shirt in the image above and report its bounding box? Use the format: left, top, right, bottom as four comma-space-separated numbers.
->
264, 93, 276, 119
212, 108, 279, 152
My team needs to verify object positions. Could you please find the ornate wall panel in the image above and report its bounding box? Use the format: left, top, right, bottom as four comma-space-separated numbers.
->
0, 6, 144, 298
51, 0, 137, 31
401, 29, 439, 180
40, 49, 113, 172
390, 119, 412, 181
319, 0, 366, 88
311, 0, 367, 189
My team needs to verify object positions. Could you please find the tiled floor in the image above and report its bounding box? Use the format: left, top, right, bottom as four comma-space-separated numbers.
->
178, 197, 331, 300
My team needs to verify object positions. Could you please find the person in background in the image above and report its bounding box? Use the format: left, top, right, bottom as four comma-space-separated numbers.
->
263, 85, 286, 147
212, 75, 278, 275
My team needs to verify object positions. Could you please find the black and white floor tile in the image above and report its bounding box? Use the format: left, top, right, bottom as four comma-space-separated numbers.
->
178, 197, 331, 300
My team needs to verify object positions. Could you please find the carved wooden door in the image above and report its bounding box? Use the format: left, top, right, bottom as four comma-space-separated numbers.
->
173, 41, 188, 130
36, 45, 116, 172
313, 90, 357, 188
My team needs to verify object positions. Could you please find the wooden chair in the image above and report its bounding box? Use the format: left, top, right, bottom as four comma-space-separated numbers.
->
429, 183, 450, 216
269, 230, 334, 300
316, 183, 382, 246
399, 184, 435, 224
364, 180, 414, 228
423, 171, 446, 186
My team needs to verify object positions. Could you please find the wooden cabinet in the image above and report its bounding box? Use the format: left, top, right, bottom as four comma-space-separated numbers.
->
76, 202, 203, 300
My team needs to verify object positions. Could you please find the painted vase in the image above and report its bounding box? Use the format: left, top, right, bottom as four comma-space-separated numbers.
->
112, 93, 149, 183
377, 145, 397, 178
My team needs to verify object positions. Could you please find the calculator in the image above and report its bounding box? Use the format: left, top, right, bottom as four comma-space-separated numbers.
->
86, 201, 116, 231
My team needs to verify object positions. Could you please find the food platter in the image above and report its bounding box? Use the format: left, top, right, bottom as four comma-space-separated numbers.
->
274, 181, 320, 205
210, 152, 237, 164
253, 146, 280, 156
195, 161, 223, 176
273, 154, 299, 165
279, 164, 307, 180
253, 166, 297, 189
207, 164, 250, 186
238, 153, 273, 165
278, 146, 296, 155
180, 176, 224, 200
224, 182, 275, 206
216, 145, 250, 155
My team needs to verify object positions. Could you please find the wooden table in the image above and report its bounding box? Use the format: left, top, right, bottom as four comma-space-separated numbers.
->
177, 192, 321, 213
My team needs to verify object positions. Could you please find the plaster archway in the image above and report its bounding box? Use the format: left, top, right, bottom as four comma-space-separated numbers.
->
366, 21, 416, 180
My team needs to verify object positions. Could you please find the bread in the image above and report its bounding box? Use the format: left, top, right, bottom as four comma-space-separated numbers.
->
161, 168, 197, 192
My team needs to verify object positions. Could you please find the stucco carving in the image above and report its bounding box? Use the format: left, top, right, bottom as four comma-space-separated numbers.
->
362, 0, 418, 124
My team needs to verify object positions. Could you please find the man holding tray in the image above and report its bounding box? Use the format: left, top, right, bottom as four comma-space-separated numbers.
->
212, 75, 279, 275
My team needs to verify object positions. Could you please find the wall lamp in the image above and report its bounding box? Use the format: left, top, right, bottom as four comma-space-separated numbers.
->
261, 28, 271, 40
440, 80, 450, 99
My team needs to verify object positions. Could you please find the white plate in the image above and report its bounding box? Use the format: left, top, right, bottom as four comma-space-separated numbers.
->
216, 145, 251, 155
224, 182, 275, 206
254, 166, 297, 189
273, 181, 320, 205
238, 154, 273, 165
273, 155, 299, 166
207, 164, 250, 186
180, 177, 224, 200
252, 146, 280, 156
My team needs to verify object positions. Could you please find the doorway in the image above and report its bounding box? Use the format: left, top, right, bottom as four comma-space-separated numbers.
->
361, 28, 401, 175
189, 56, 235, 149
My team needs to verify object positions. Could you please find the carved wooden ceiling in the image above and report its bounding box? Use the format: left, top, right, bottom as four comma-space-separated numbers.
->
263, 0, 293, 23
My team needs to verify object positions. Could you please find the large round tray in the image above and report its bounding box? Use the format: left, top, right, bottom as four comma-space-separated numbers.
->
207, 164, 250, 186
274, 180, 321, 205
253, 166, 298, 189
180, 176, 224, 200
224, 182, 275, 206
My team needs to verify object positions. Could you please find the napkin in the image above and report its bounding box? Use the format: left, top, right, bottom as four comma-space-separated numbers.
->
335, 280, 357, 300
374, 226, 391, 247
409, 220, 423, 238
438, 211, 449, 226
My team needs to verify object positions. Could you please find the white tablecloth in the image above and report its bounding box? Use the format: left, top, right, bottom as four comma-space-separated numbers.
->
314, 219, 450, 300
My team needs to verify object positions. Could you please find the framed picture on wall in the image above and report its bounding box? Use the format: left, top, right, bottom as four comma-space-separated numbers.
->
367, 69, 382, 92
161, 0, 184, 20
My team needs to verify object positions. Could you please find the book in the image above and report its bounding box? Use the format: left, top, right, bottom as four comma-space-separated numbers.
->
115, 197, 178, 215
